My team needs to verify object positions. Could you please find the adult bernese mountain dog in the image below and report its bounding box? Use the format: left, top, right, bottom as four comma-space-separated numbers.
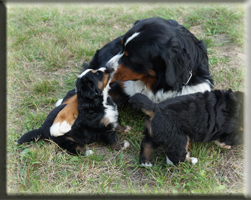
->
129, 90, 244, 166
50, 17, 214, 137
16, 67, 130, 155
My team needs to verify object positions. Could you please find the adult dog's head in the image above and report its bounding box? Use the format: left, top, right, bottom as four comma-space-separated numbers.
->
106, 17, 213, 92
76, 67, 114, 106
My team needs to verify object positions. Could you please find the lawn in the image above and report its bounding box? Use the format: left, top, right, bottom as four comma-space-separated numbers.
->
7, 3, 246, 195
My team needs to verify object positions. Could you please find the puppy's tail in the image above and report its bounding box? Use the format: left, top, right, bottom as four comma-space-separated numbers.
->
129, 93, 155, 116
16, 129, 43, 145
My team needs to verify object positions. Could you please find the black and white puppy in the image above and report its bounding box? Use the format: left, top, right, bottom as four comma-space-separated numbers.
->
129, 90, 244, 166
16, 67, 130, 155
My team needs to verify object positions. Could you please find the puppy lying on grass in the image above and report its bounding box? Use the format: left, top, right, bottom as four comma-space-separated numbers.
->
16, 67, 130, 155
129, 90, 244, 166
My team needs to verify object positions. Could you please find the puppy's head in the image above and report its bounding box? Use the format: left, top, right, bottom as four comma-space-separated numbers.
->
106, 17, 201, 91
75, 67, 113, 101
219, 90, 244, 146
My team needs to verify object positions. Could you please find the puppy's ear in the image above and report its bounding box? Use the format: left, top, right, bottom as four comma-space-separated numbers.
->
162, 45, 192, 89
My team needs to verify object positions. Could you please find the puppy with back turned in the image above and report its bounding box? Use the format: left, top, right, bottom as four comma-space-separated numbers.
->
129, 90, 244, 166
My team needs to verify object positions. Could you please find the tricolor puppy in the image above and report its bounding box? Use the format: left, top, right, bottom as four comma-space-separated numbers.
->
129, 90, 244, 166
16, 67, 130, 155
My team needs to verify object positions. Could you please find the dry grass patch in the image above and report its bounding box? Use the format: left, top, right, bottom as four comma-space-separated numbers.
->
7, 3, 246, 195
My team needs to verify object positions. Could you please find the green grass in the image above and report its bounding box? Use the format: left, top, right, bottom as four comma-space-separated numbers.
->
7, 3, 245, 195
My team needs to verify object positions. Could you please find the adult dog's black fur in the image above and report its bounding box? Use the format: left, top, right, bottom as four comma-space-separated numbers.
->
16, 67, 129, 155
106, 17, 214, 105
129, 90, 244, 166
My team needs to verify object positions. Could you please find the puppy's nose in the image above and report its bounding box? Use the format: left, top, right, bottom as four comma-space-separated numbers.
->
105, 65, 114, 73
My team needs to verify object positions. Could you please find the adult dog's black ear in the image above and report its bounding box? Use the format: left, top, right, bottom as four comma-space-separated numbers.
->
162, 43, 192, 90
76, 77, 102, 99
133, 19, 141, 26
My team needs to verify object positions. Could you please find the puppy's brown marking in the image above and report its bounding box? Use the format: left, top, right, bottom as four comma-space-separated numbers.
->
53, 94, 79, 126
100, 117, 110, 127
143, 109, 154, 137
142, 109, 154, 118
143, 143, 154, 164
185, 137, 193, 162
98, 73, 110, 91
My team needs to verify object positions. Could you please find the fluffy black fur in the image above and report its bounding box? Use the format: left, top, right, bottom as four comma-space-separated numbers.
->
81, 35, 128, 105
82, 18, 213, 106
106, 17, 214, 105
16, 68, 128, 155
129, 90, 244, 165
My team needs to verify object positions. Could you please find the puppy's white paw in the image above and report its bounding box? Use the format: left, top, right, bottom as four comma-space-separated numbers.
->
85, 150, 94, 156
166, 156, 174, 165
190, 157, 198, 165
141, 162, 153, 167
121, 140, 130, 150
55, 98, 63, 107
50, 121, 72, 137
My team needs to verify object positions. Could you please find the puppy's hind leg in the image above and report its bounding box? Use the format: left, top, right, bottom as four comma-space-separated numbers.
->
164, 136, 198, 165
139, 132, 159, 167
214, 140, 231, 150
50, 94, 79, 137
185, 138, 198, 165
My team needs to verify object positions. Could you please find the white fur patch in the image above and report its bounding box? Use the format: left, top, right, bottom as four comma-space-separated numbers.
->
98, 67, 106, 72
124, 32, 140, 46
78, 69, 92, 78
106, 33, 140, 72
166, 156, 174, 165
190, 157, 198, 165
50, 121, 72, 137
101, 77, 119, 129
106, 53, 123, 72
141, 162, 153, 167
55, 98, 63, 107
85, 150, 94, 156
121, 140, 130, 150
123, 80, 212, 103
